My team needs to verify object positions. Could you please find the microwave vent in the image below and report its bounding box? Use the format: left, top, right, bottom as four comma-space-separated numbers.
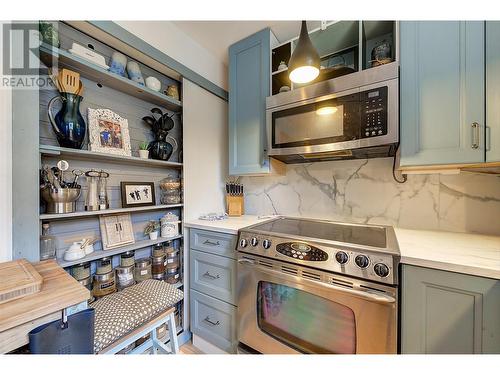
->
301, 270, 322, 281
281, 265, 299, 275
258, 259, 273, 268
330, 277, 354, 288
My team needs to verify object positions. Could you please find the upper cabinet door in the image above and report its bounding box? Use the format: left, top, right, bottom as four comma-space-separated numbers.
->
229, 29, 271, 175
486, 22, 500, 162
400, 21, 485, 167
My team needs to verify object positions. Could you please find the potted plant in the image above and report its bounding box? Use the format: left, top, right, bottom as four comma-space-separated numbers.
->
139, 141, 149, 159
144, 220, 160, 240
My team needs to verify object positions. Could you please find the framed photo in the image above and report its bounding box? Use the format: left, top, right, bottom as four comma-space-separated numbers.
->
120, 182, 156, 208
99, 213, 135, 250
88, 108, 132, 156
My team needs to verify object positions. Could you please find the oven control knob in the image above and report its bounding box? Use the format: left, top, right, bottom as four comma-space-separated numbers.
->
251, 237, 259, 247
239, 238, 248, 248
374, 263, 390, 278
335, 251, 349, 265
262, 239, 272, 250
355, 255, 370, 269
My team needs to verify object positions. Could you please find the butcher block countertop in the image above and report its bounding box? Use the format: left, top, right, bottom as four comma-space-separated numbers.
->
0, 260, 90, 352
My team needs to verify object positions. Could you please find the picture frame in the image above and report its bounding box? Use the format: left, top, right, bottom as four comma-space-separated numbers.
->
120, 182, 156, 208
88, 108, 132, 156
99, 213, 135, 250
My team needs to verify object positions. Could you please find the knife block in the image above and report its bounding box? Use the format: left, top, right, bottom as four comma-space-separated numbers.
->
226, 195, 244, 217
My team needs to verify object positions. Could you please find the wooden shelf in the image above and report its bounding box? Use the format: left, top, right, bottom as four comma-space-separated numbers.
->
58, 234, 183, 267
40, 145, 183, 169
40, 204, 183, 221
39, 44, 182, 112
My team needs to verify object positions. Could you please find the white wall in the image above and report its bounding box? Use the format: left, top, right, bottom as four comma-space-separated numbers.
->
116, 21, 228, 90
0, 21, 13, 261
183, 79, 228, 221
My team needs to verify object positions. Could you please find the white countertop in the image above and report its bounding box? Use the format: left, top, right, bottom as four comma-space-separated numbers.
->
184, 215, 277, 235
395, 228, 500, 280
185, 216, 500, 280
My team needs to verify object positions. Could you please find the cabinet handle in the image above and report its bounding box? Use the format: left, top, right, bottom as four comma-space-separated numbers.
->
203, 316, 220, 326
471, 122, 480, 149
203, 271, 221, 280
203, 239, 220, 246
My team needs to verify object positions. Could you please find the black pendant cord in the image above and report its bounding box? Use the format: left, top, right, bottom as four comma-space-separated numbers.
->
392, 144, 408, 184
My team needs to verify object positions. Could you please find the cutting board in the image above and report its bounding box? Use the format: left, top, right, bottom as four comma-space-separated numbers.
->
0, 259, 43, 304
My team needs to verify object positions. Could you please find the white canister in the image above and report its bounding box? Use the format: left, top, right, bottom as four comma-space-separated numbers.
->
126, 61, 145, 85
161, 212, 180, 238
109, 51, 127, 76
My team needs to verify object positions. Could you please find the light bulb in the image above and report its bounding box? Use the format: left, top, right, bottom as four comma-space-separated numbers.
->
289, 66, 319, 84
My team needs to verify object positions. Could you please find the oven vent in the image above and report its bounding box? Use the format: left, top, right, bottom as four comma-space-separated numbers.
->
330, 277, 354, 289
281, 265, 299, 275
301, 270, 321, 281
258, 259, 273, 268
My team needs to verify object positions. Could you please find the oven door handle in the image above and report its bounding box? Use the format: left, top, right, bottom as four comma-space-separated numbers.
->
238, 258, 396, 305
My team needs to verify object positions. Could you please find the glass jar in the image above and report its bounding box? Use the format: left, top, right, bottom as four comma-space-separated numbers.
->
151, 255, 166, 277
159, 175, 181, 190
134, 258, 152, 282
165, 267, 180, 284
92, 271, 116, 299
115, 265, 135, 290
40, 223, 56, 260
160, 188, 181, 204
152, 243, 165, 257
72, 262, 91, 281
120, 251, 135, 267
96, 257, 112, 274
166, 250, 180, 269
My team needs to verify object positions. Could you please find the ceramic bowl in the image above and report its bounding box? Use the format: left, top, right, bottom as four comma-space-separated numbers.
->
64, 242, 87, 261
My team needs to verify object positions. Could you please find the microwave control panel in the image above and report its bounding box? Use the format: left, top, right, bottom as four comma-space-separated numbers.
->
360, 86, 388, 138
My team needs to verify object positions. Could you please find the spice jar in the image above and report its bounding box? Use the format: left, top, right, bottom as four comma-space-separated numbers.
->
115, 265, 135, 290
152, 243, 165, 257
96, 257, 112, 274
72, 262, 91, 280
151, 255, 166, 279
160, 188, 181, 204
163, 242, 175, 254
165, 267, 180, 284
120, 251, 135, 267
159, 175, 181, 190
166, 250, 180, 269
92, 271, 116, 299
134, 258, 152, 282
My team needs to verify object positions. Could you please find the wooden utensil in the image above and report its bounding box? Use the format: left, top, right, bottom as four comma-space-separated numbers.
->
59, 68, 80, 94
0, 259, 43, 305
76, 80, 84, 96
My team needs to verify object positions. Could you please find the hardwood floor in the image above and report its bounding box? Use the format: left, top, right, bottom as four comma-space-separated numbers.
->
180, 341, 204, 354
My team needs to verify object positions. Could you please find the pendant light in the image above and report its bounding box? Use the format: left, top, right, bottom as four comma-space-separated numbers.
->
288, 21, 320, 84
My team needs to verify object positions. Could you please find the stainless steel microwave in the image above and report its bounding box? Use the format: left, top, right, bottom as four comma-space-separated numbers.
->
266, 63, 399, 163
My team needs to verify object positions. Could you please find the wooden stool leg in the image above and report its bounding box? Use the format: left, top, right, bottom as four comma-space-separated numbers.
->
166, 312, 179, 354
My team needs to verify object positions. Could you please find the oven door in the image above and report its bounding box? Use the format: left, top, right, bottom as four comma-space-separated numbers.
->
237, 254, 397, 354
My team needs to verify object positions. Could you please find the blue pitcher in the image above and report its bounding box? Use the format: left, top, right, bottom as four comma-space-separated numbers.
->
48, 93, 86, 149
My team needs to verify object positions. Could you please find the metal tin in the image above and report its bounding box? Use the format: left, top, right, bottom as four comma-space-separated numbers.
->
120, 251, 135, 267
134, 257, 152, 282
96, 257, 112, 274
115, 265, 135, 290
92, 270, 116, 298
72, 262, 91, 280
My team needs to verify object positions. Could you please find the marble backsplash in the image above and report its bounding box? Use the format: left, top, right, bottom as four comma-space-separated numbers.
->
239, 158, 500, 236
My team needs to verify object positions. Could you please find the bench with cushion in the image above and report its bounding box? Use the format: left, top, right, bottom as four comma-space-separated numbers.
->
90, 279, 183, 354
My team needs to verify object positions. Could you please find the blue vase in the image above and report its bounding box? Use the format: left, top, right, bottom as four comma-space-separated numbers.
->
48, 93, 86, 149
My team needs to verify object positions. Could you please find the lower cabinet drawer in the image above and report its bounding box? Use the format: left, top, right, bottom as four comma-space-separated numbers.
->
190, 289, 237, 353
190, 229, 238, 259
190, 249, 237, 305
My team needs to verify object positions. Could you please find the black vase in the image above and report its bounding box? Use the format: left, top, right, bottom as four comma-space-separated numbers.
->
48, 93, 86, 149
149, 140, 174, 161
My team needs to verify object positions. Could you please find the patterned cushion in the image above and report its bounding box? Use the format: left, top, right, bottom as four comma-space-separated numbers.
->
90, 279, 183, 353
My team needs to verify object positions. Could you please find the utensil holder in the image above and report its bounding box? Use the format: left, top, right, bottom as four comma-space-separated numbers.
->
226, 195, 244, 217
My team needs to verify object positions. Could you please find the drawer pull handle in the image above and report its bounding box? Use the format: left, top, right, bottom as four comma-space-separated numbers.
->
203, 239, 221, 246
471, 122, 480, 149
204, 316, 220, 326
203, 271, 221, 280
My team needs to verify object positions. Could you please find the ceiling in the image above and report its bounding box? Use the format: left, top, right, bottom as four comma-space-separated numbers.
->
172, 21, 324, 66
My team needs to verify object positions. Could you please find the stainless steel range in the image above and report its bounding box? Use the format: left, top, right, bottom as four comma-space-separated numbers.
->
236, 217, 400, 354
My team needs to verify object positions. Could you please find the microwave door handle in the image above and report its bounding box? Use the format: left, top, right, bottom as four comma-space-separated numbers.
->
239, 259, 395, 305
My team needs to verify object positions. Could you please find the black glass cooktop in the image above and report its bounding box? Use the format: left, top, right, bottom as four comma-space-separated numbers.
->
250, 217, 387, 248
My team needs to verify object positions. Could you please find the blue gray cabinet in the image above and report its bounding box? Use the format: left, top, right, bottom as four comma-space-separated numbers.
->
401, 265, 500, 354
228, 28, 272, 175
400, 21, 485, 167
189, 228, 238, 352
486, 21, 500, 162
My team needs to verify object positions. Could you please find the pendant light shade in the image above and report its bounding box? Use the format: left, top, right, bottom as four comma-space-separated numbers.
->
289, 21, 320, 84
